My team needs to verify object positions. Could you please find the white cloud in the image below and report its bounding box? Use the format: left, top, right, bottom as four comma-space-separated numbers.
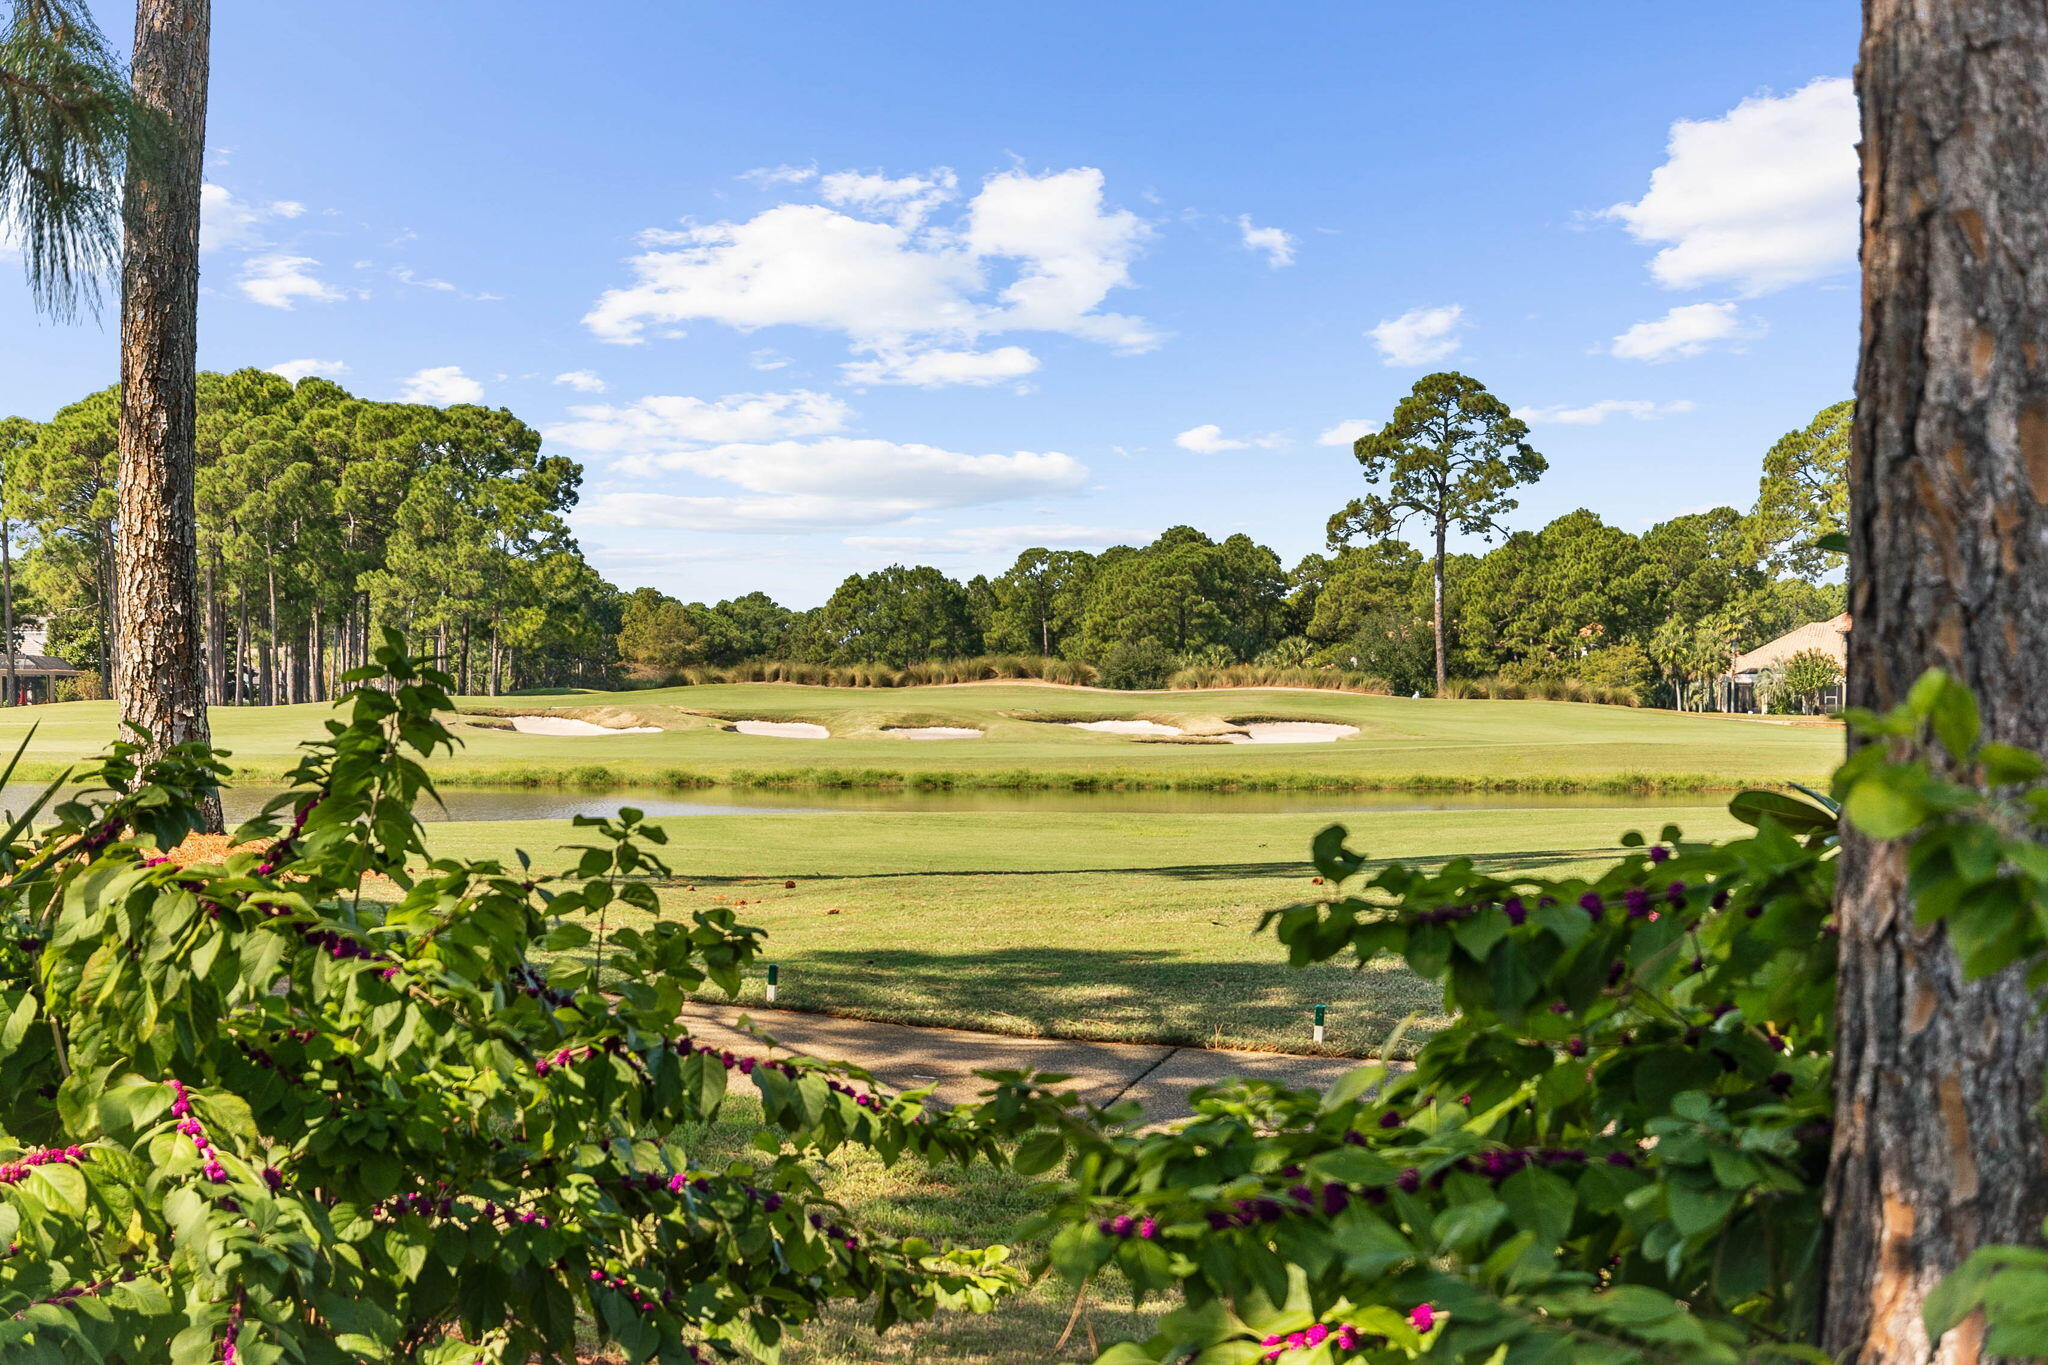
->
266, 358, 349, 382
964, 168, 1155, 349
579, 491, 917, 534
1238, 215, 1295, 268
552, 369, 608, 393
1605, 77, 1856, 295
399, 365, 485, 405
1174, 423, 1285, 454
1317, 419, 1378, 447
841, 345, 1039, 388
843, 523, 1144, 556
585, 166, 1157, 362
818, 168, 958, 227
1609, 302, 1760, 362
748, 349, 791, 371
1514, 398, 1697, 425
547, 390, 852, 453
237, 254, 344, 309
740, 163, 817, 187
200, 184, 304, 253
621, 437, 1087, 504
578, 435, 1087, 534
1369, 304, 1465, 366
390, 266, 457, 292
1175, 424, 1245, 453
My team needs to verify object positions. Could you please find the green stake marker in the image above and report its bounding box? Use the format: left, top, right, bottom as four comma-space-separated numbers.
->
766, 963, 779, 1004
1313, 1004, 1326, 1045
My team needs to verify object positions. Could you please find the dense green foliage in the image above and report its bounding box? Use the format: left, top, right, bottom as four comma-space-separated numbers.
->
0, 0, 134, 318
1327, 373, 1547, 688
6, 631, 2032, 1361
0, 640, 1101, 1362
618, 397, 1845, 703
5, 370, 619, 703
5, 372, 1843, 708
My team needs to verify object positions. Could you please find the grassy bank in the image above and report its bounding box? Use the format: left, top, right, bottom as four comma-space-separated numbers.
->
426, 802, 1746, 1056
0, 682, 1841, 793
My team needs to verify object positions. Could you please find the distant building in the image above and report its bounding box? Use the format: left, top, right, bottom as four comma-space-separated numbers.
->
1728, 612, 1850, 713
0, 619, 83, 705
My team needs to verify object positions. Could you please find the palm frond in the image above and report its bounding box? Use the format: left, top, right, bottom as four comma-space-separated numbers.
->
0, 0, 135, 319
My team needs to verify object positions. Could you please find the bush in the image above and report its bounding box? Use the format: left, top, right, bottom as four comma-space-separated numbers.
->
669, 655, 1097, 689
53, 670, 104, 703
1096, 641, 1180, 691
1166, 664, 1390, 694
0, 636, 1088, 1362
1032, 672, 2048, 1361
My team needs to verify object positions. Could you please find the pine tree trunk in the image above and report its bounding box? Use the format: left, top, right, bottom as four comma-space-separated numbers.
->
1823, 5, 2048, 1358
1431, 517, 1447, 695
202, 551, 221, 703
263, 559, 277, 707
233, 590, 247, 706
2, 514, 16, 707
114, 0, 218, 826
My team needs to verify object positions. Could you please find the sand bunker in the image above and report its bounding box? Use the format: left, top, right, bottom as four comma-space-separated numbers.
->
880, 726, 984, 740
1067, 719, 1184, 736
730, 721, 831, 739
507, 716, 661, 736
1219, 721, 1360, 744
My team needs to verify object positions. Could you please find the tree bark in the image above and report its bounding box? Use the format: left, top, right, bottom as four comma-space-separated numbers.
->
1430, 516, 1447, 694
3, 513, 16, 707
1824, 5, 2048, 1359
114, 0, 219, 828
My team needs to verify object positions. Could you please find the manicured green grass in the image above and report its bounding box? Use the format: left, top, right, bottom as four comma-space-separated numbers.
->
425, 802, 1746, 1056
0, 682, 1841, 792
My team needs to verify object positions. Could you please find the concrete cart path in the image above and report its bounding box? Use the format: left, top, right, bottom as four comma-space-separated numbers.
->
678, 1001, 1367, 1124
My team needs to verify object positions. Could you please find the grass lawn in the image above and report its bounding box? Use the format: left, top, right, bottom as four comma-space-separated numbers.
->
577, 1094, 1160, 1365
425, 801, 1746, 1056
0, 682, 1841, 792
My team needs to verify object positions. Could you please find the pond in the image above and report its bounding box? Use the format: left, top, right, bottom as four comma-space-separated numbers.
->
0, 782, 1730, 824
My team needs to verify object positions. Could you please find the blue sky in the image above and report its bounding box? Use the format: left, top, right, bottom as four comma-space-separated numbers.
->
2, 2, 1860, 607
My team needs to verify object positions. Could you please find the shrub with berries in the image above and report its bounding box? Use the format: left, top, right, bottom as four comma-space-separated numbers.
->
0, 637, 1105, 1364
6, 638, 2045, 1364
1023, 673, 2048, 1363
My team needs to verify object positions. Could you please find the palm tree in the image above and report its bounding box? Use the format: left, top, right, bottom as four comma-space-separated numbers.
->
2, 0, 220, 829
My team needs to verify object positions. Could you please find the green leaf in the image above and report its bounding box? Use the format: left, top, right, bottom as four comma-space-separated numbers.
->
1844, 777, 1929, 839
1011, 1132, 1065, 1176
1727, 789, 1837, 836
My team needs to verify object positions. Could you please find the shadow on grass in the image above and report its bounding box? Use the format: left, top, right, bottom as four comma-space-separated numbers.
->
651, 845, 1628, 887
745, 944, 1443, 1055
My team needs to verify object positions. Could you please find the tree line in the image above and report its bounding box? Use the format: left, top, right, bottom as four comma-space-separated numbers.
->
618, 390, 1849, 708
1, 370, 621, 703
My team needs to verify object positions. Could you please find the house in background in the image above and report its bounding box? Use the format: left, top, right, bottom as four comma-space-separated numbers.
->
0, 620, 83, 705
1728, 612, 1850, 713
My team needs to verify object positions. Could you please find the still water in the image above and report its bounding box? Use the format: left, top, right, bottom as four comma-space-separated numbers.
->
0, 783, 1724, 824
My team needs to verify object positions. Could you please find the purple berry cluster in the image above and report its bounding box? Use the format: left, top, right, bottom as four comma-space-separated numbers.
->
1411, 877, 1707, 933
1260, 1321, 1377, 1360
586, 1265, 672, 1317
0, 1144, 88, 1185
218, 1292, 245, 1364
168, 1081, 229, 1184
1095, 1213, 1160, 1240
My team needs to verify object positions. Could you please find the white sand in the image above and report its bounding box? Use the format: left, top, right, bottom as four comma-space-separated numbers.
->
507, 716, 661, 736
1067, 719, 1184, 736
881, 726, 984, 740
1219, 721, 1360, 744
730, 720, 831, 739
